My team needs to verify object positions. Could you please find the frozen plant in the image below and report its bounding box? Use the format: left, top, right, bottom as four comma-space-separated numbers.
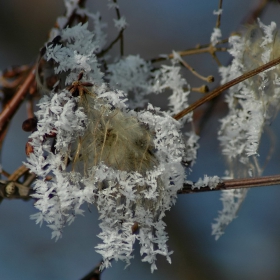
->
25, 22, 187, 272
213, 20, 280, 239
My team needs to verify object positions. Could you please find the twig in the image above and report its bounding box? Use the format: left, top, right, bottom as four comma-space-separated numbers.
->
113, 0, 124, 56
243, 0, 270, 24
0, 165, 35, 199
150, 40, 228, 63
173, 56, 280, 120
80, 261, 104, 280
180, 58, 214, 83
63, 0, 87, 28
191, 85, 209, 93
178, 174, 280, 194
97, 30, 124, 58
215, 0, 223, 28
0, 65, 36, 136
195, 0, 272, 134
97, 0, 125, 58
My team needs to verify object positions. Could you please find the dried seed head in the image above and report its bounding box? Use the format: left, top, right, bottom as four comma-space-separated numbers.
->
6, 182, 16, 196
73, 93, 156, 175
22, 117, 37, 132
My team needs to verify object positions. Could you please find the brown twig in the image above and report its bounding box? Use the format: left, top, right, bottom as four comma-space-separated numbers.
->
150, 40, 228, 63
96, 0, 125, 59
0, 65, 36, 136
0, 165, 35, 200
97, 0, 125, 58
215, 0, 223, 28
178, 174, 280, 194
80, 261, 104, 280
243, 0, 270, 24
191, 85, 209, 93
173, 56, 280, 120
113, 0, 124, 56
180, 58, 214, 83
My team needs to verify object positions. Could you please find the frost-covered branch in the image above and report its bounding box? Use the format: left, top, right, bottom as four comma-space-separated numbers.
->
179, 174, 280, 194
2, 0, 280, 277
173, 55, 280, 120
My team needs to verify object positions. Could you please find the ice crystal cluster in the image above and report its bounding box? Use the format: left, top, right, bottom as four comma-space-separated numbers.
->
212, 20, 280, 239
25, 18, 188, 271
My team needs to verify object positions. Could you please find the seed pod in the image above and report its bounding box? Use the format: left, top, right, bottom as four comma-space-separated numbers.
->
22, 118, 37, 132
6, 182, 16, 196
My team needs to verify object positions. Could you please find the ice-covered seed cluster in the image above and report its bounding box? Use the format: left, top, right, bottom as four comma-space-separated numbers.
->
213, 20, 280, 240
25, 22, 186, 272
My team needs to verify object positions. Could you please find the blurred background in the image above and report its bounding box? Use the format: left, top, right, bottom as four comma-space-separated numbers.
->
1, 0, 280, 279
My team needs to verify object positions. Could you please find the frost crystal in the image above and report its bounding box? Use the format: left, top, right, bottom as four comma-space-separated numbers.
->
152, 52, 191, 121
26, 23, 186, 272
107, 55, 152, 108
114, 16, 128, 31
213, 20, 280, 239
210, 27, 222, 46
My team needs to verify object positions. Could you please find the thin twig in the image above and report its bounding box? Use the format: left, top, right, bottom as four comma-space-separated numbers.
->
97, 30, 124, 58
0, 65, 36, 136
191, 85, 209, 93
178, 174, 280, 194
215, 0, 223, 28
173, 56, 280, 120
243, 0, 270, 24
80, 261, 104, 280
97, 0, 125, 58
180, 58, 214, 83
150, 39, 228, 63
113, 0, 124, 56
195, 0, 272, 134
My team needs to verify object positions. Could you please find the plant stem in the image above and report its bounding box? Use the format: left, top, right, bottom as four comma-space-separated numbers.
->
173, 56, 280, 120
178, 174, 280, 194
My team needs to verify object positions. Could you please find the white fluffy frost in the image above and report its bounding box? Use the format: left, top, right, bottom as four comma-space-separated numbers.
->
213, 20, 280, 239
25, 22, 187, 272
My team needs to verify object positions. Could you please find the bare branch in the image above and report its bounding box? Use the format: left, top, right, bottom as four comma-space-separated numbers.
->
0, 66, 36, 136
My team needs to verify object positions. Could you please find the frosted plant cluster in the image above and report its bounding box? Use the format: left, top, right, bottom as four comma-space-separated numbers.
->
25, 16, 189, 271
213, 20, 280, 239
22, 0, 280, 272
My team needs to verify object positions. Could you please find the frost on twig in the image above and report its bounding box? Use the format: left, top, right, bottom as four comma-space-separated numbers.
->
152, 51, 191, 121
213, 20, 280, 239
25, 22, 187, 272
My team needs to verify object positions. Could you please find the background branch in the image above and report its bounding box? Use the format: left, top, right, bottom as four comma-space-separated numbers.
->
179, 174, 280, 194
173, 56, 280, 120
